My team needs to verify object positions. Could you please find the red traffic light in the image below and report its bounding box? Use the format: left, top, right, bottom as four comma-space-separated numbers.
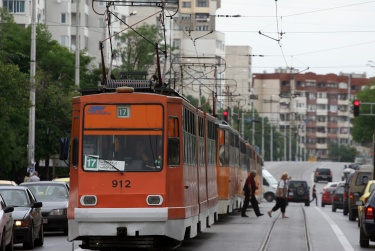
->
223, 110, 228, 116
353, 100, 360, 106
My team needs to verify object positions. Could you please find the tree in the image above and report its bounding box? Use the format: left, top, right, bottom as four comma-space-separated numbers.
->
351, 82, 375, 145
0, 61, 29, 180
328, 143, 357, 162
114, 24, 164, 74
185, 95, 212, 113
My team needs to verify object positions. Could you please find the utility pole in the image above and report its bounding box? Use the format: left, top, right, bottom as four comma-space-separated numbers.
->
75, 0, 80, 88
28, 0, 37, 169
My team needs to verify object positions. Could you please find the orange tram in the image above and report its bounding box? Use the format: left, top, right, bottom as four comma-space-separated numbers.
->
66, 80, 263, 250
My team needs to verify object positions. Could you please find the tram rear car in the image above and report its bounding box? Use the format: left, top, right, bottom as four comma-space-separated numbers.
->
67, 84, 218, 250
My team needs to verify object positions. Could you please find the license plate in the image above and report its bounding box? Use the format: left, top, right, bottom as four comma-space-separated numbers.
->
43, 218, 48, 224
289, 192, 294, 196
322, 175, 327, 178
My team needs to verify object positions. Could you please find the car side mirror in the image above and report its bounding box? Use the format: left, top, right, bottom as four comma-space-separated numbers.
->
354, 192, 361, 197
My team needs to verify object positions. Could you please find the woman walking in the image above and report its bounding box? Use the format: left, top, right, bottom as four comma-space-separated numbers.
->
310, 184, 317, 206
267, 172, 289, 219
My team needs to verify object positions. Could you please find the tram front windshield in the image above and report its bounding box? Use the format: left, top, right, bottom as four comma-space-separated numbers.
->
83, 135, 163, 172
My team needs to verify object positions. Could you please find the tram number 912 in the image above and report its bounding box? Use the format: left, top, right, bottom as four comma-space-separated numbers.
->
112, 180, 131, 188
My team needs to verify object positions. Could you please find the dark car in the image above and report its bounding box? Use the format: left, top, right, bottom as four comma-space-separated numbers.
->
0, 186, 43, 249
332, 183, 345, 212
314, 168, 332, 182
20, 181, 69, 235
321, 187, 335, 207
287, 180, 310, 206
357, 189, 375, 247
0, 194, 14, 251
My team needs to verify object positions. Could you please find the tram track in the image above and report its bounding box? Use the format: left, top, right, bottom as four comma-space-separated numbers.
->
259, 204, 311, 251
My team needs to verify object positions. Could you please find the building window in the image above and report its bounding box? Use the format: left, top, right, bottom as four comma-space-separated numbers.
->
195, 13, 209, 20
196, 0, 209, 7
306, 81, 316, 87
195, 25, 209, 31
173, 39, 180, 49
61, 13, 68, 24
3, 0, 25, 13
60, 36, 69, 47
98, 18, 105, 28
182, 1, 191, 8
308, 93, 316, 100
181, 14, 191, 20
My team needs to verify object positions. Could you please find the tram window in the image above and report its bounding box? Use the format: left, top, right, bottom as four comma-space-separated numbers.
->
168, 137, 180, 166
82, 135, 163, 172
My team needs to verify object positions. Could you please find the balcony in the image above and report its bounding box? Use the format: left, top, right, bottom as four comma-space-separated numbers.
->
317, 109, 328, 116
317, 98, 328, 105
316, 121, 327, 127
338, 99, 349, 105
316, 143, 328, 149
317, 132, 327, 138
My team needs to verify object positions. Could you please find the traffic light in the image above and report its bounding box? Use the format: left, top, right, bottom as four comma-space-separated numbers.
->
353, 100, 360, 117
223, 109, 229, 122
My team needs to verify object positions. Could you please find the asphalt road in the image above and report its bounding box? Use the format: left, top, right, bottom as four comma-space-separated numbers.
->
17, 161, 372, 251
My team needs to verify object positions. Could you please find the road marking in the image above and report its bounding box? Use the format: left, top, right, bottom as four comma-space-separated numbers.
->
315, 207, 354, 251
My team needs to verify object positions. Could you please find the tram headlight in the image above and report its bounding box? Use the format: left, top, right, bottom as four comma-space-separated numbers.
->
80, 195, 97, 206
146, 195, 163, 206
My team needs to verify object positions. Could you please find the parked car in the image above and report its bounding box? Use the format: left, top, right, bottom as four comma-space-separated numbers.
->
343, 172, 355, 216
0, 180, 17, 186
0, 194, 14, 251
357, 189, 375, 247
357, 180, 375, 226
287, 180, 310, 206
332, 183, 345, 212
348, 167, 373, 221
323, 181, 340, 192
20, 181, 69, 235
314, 167, 332, 182
0, 186, 44, 249
52, 177, 70, 186
321, 187, 336, 207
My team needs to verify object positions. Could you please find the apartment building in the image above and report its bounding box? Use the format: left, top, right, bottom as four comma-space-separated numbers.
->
253, 70, 371, 161
170, 0, 225, 108
225, 45, 252, 107
1, 0, 129, 70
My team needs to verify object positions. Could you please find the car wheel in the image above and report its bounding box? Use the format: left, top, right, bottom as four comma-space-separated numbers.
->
360, 226, 370, 247
358, 218, 360, 227
343, 207, 348, 216
265, 193, 274, 202
314, 178, 318, 182
4, 228, 13, 251
321, 202, 325, 207
34, 224, 44, 247
332, 205, 336, 212
349, 210, 356, 221
23, 225, 35, 250
305, 201, 310, 207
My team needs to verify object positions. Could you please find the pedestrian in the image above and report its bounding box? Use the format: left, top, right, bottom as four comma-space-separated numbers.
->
24, 172, 30, 182
310, 184, 318, 206
241, 170, 264, 217
267, 172, 289, 219
29, 171, 40, 182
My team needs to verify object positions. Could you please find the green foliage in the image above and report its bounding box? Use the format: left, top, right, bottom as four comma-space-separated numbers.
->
114, 24, 162, 73
351, 82, 375, 144
185, 95, 212, 113
0, 61, 29, 177
0, 8, 95, 180
328, 143, 357, 162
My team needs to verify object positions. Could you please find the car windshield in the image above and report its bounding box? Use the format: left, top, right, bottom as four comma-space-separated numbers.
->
22, 184, 68, 202
356, 172, 371, 186
83, 135, 163, 172
335, 187, 344, 194
0, 189, 29, 207
317, 169, 330, 175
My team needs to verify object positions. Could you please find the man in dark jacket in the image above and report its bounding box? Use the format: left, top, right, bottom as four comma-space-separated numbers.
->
241, 170, 263, 217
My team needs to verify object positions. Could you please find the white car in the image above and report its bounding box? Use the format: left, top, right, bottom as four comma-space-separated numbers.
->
0, 194, 14, 251
323, 181, 343, 193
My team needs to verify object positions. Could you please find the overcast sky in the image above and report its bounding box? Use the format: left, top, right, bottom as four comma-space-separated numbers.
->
215, 0, 375, 78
